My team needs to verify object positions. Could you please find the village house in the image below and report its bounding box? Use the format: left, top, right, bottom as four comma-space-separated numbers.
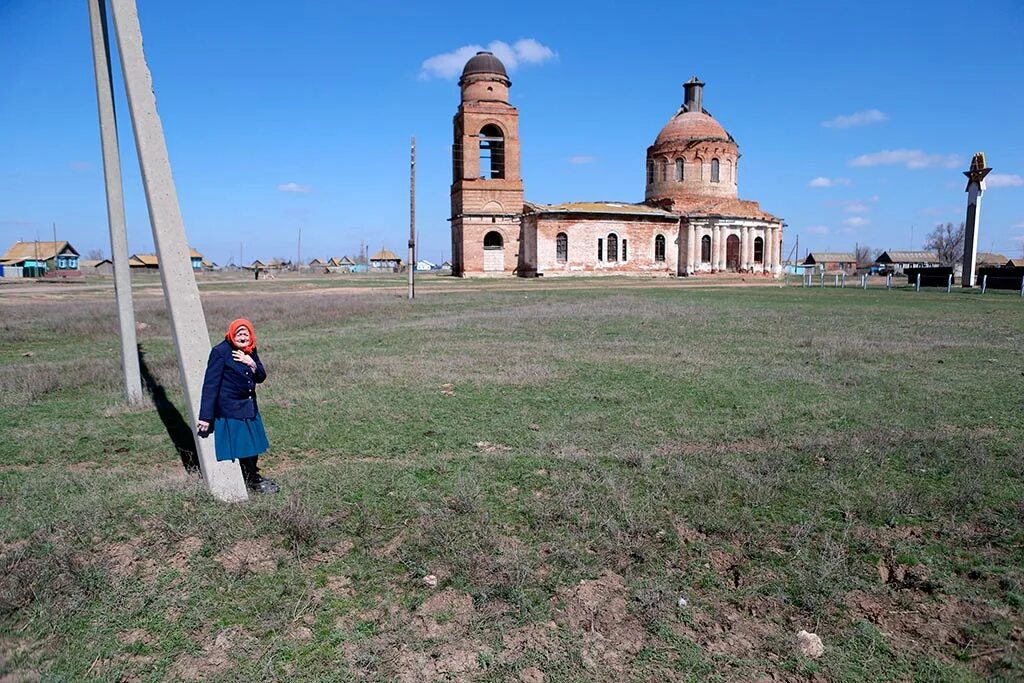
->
370, 249, 402, 272
874, 250, 940, 275
128, 248, 203, 270
449, 53, 784, 277
801, 252, 857, 274
0, 240, 80, 277
80, 258, 114, 275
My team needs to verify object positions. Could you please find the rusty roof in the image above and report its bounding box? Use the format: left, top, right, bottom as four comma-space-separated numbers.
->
678, 197, 781, 222
525, 201, 678, 218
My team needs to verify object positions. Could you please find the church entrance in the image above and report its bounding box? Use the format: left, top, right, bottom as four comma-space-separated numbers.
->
483, 231, 504, 272
726, 234, 740, 271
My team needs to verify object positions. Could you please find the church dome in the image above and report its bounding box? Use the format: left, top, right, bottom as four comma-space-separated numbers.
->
461, 51, 508, 79
655, 111, 731, 145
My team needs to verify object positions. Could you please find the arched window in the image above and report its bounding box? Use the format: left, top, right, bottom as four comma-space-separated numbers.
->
646, 159, 654, 185
675, 159, 684, 182
556, 232, 568, 263
754, 236, 764, 263
711, 158, 720, 183
695, 157, 704, 180
701, 235, 711, 263
607, 234, 619, 262
654, 234, 666, 262
479, 124, 505, 179
484, 231, 503, 249
658, 158, 668, 182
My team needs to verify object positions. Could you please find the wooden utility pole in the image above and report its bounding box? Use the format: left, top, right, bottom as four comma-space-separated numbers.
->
408, 136, 416, 300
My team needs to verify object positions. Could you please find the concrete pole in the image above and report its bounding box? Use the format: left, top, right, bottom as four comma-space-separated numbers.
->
862, 274, 867, 289
109, 0, 247, 502
915, 273, 921, 292
947, 273, 953, 293
87, 0, 142, 406
408, 136, 415, 300
981, 274, 988, 294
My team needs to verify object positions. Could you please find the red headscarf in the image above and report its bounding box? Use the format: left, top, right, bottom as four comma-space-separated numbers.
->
226, 318, 256, 353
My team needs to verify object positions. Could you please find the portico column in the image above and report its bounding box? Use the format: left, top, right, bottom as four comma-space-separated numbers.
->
719, 228, 728, 271
769, 226, 779, 274
710, 225, 719, 272
687, 223, 695, 273
744, 226, 752, 270
763, 228, 772, 274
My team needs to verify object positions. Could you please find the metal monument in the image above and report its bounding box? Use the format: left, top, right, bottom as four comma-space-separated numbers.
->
87, 0, 248, 501
961, 152, 992, 288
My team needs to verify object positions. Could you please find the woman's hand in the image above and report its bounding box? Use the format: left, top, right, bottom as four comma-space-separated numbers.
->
197, 419, 211, 435
232, 349, 257, 370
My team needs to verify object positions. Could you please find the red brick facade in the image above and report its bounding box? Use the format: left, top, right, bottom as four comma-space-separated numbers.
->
450, 58, 784, 278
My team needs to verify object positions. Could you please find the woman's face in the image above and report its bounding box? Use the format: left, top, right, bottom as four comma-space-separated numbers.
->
232, 326, 251, 348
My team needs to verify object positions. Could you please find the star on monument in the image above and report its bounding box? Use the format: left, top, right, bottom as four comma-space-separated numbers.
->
964, 152, 992, 191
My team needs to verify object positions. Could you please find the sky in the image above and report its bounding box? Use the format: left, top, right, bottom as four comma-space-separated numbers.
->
1, 0, 1023, 266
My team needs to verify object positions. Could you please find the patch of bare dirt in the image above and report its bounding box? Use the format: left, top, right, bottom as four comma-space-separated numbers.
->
168, 536, 202, 573
672, 596, 787, 659
170, 627, 256, 681
116, 628, 156, 646
414, 589, 476, 640
499, 621, 559, 662
308, 539, 354, 566
845, 588, 1018, 671
673, 519, 707, 546
395, 641, 491, 682
475, 441, 511, 454
708, 548, 746, 588
550, 571, 644, 674
214, 538, 279, 574
102, 536, 157, 583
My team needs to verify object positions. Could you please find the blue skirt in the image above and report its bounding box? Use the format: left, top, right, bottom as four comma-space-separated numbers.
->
214, 413, 269, 462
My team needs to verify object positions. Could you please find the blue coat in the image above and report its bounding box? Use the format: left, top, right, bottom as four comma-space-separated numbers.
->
199, 340, 267, 422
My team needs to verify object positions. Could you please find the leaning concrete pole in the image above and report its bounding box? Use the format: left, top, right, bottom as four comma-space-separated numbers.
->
87, 0, 143, 406
108, 0, 247, 501
961, 152, 991, 288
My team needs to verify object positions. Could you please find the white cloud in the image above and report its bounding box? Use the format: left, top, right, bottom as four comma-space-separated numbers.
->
844, 201, 870, 214
568, 155, 597, 165
1014, 222, 1024, 229
277, 182, 311, 193
420, 39, 557, 80
806, 225, 830, 234
843, 216, 869, 227
808, 176, 851, 188
821, 109, 888, 129
987, 173, 1024, 188
849, 149, 960, 170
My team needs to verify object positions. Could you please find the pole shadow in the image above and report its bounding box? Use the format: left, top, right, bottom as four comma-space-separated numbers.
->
137, 345, 200, 472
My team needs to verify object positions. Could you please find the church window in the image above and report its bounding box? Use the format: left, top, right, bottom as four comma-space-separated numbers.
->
655, 234, 666, 262
701, 235, 711, 263
646, 159, 654, 185
711, 158, 720, 183
484, 231, 503, 249
597, 238, 603, 262
658, 159, 668, 182
754, 236, 764, 263
675, 159, 684, 182
479, 124, 505, 180
622, 239, 627, 261
556, 232, 568, 263
607, 234, 618, 262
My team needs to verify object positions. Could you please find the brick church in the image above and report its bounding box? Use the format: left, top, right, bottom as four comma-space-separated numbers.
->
449, 51, 784, 277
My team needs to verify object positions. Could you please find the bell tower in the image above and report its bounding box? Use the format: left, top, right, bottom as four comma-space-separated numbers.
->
450, 51, 524, 276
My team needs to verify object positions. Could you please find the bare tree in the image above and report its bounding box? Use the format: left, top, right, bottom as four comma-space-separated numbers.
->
924, 222, 965, 266
87, 248, 104, 259
855, 244, 873, 266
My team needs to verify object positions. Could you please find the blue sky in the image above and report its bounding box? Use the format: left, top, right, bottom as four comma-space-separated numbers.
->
1, 0, 1022, 265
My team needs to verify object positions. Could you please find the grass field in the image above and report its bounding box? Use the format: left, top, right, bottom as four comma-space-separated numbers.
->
2, 275, 1023, 682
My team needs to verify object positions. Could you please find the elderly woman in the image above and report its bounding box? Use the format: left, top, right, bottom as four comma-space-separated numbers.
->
197, 318, 278, 494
